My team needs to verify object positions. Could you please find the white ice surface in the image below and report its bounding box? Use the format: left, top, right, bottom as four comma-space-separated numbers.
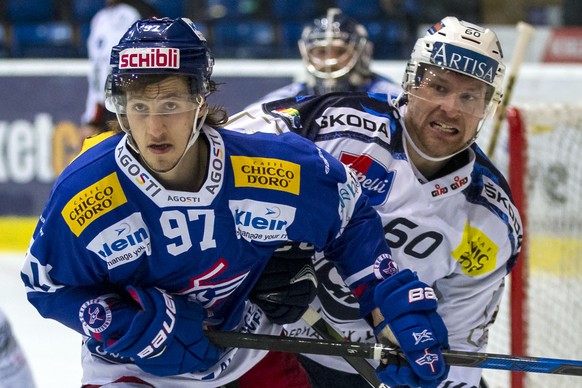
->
1, 252, 83, 388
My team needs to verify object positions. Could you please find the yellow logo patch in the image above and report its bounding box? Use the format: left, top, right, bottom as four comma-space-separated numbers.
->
451, 221, 498, 276
62, 172, 128, 236
231, 156, 300, 195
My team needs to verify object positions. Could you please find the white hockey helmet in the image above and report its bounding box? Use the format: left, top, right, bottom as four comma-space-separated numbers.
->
298, 8, 372, 93
401, 17, 506, 161
403, 16, 505, 105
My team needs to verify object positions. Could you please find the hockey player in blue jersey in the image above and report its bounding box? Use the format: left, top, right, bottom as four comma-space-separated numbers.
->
230, 16, 522, 388
21, 17, 449, 387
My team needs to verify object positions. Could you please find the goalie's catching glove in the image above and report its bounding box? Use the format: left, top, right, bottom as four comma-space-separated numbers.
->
104, 286, 221, 376
249, 242, 317, 324
373, 269, 449, 388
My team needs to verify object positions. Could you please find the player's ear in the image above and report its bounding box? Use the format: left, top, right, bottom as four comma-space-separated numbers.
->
198, 101, 208, 118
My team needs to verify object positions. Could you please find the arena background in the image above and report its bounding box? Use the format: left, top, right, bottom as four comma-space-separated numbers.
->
1, 8, 582, 386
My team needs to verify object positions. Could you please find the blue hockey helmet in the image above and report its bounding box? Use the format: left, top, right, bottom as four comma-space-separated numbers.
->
105, 17, 214, 113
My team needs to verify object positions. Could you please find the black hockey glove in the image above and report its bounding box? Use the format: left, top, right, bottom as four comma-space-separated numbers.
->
249, 242, 318, 325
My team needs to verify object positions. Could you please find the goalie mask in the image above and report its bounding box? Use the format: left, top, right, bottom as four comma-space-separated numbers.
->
400, 16, 506, 161
105, 17, 214, 156
298, 8, 372, 94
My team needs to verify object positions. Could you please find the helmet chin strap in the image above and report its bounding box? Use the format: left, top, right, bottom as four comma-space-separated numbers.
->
123, 96, 208, 176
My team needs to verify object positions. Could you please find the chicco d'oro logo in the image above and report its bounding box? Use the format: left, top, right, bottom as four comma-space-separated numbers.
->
231, 156, 300, 195
61, 172, 127, 236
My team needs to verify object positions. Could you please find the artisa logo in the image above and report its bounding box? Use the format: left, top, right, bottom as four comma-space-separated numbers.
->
119, 48, 180, 69
431, 42, 498, 85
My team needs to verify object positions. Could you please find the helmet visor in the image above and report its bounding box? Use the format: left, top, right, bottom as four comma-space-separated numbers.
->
407, 64, 497, 120
105, 73, 202, 132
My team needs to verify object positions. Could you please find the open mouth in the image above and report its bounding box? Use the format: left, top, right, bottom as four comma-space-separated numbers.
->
431, 121, 458, 134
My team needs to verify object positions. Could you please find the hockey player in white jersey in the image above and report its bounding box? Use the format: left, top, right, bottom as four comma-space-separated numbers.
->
250, 8, 401, 106
229, 16, 522, 388
21, 17, 450, 388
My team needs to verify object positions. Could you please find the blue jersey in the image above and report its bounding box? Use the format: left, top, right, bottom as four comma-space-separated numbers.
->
21, 126, 391, 385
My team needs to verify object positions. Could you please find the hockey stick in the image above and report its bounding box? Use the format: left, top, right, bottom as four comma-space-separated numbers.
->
205, 330, 582, 376
301, 307, 385, 388
486, 21, 535, 158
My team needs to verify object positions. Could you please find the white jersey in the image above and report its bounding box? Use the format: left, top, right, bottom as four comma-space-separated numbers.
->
0, 309, 36, 387
227, 92, 523, 388
81, 4, 140, 125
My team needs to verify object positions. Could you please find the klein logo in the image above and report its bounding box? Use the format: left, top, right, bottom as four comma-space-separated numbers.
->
87, 213, 151, 269
119, 48, 180, 69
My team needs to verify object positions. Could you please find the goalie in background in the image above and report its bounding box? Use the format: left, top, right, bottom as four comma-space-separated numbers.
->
248, 7, 401, 107
229, 16, 523, 388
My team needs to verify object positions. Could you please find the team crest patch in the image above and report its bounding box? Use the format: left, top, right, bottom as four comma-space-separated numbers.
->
79, 299, 112, 335
451, 221, 498, 276
62, 172, 127, 236
231, 156, 300, 195
373, 253, 398, 279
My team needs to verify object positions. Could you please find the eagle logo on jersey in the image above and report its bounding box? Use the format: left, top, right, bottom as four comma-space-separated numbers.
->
176, 258, 248, 308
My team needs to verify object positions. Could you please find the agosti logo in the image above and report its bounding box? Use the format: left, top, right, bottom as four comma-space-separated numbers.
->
451, 221, 498, 277
231, 156, 300, 195
61, 173, 127, 236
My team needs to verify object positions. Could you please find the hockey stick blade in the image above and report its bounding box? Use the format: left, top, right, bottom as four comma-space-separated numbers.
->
205, 330, 582, 376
